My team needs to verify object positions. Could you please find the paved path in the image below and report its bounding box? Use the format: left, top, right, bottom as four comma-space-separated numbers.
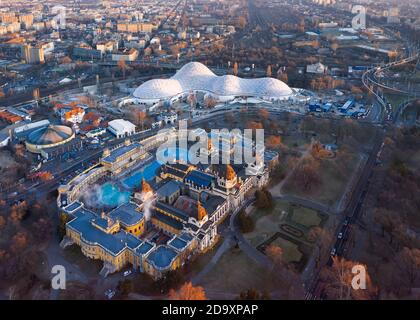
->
191, 233, 235, 285
45, 234, 89, 300
229, 199, 274, 270
274, 194, 333, 215
193, 199, 275, 285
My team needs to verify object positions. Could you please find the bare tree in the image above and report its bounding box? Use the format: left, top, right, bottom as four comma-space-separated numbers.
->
118, 58, 128, 79
320, 256, 377, 300
266, 65, 272, 77
169, 282, 207, 300
373, 209, 401, 244
233, 62, 238, 76
396, 247, 420, 289
308, 226, 333, 269
265, 244, 283, 272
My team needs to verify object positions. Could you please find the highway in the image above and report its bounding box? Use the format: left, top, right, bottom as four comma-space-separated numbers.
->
362, 48, 419, 124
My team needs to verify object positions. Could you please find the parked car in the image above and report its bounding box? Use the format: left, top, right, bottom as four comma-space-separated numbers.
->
104, 289, 115, 299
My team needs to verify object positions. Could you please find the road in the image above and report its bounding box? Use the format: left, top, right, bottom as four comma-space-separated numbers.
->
300, 46, 412, 298
362, 50, 419, 122
2, 128, 161, 204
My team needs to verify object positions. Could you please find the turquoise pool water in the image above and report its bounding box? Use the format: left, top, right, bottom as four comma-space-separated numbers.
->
122, 160, 161, 189
122, 148, 190, 189
98, 182, 131, 207
95, 148, 190, 205
156, 147, 189, 164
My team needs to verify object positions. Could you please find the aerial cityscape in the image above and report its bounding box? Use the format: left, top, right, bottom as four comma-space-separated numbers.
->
0, 0, 419, 304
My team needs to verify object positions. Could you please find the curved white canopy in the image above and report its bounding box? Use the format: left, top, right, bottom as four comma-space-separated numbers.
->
133, 62, 293, 100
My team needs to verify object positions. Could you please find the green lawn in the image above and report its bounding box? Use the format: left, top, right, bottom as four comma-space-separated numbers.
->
283, 152, 361, 208
270, 237, 302, 263
244, 201, 290, 247
289, 206, 322, 228
385, 93, 409, 114
198, 247, 288, 296
245, 201, 326, 246
243, 200, 328, 271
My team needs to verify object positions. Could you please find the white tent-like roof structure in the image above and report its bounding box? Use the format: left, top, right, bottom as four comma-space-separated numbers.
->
108, 119, 136, 136
133, 62, 293, 101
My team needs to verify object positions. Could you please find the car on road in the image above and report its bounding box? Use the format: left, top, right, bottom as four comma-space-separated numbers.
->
123, 270, 132, 277
330, 248, 337, 256
104, 289, 115, 299
337, 232, 343, 239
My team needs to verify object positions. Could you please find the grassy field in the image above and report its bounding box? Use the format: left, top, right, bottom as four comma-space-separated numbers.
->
198, 247, 288, 297
283, 152, 362, 208
243, 200, 328, 271
244, 201, 290, 247
385, 93, 409, 114
271, 236, 302, 263
289, 206, 322, 228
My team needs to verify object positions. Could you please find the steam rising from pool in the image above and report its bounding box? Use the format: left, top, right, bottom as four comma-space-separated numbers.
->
141, 191, 154, 221
83, 183, 130, 208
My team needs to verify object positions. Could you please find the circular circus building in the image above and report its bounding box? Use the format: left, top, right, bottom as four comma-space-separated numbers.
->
131, 62, 295, 106
25, 124, 75, 154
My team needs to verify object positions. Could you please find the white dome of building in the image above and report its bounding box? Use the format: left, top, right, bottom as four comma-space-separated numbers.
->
134, 78, 183, 100
173, 61, 216, 78
132, 62, 294, 104
212, 75, 242, 96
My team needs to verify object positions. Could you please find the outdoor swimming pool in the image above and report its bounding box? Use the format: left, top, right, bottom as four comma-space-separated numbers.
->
122, 148, 190, 189
95, 147, 191, 206
156, 147, 189, 165
122, 160, 161, 189
95, 182, 131, 208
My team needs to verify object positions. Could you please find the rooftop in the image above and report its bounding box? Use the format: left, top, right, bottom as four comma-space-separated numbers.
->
146, 245, 178, 270
102, 142, 142, 164
185, 170, 214, 188
156, 180, 182, 199
67, 207, 142, 257
135, 241, 155, 255
168, 236, 188, 251
27, 124, 74, 145
154, 201, 189, 221
108, 202, 144, 227
133, 62, 293, 100
152, 209, 185, 230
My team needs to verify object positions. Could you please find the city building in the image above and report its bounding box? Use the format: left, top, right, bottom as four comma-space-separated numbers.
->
73, 44, 103, 60
158, 112, 178, 125
57, 125, 273, 279
132, 62, 295, 106
111, 48, 139, 62
55, 105, 86, 124
117, 22, 155, 33
306, 62, 328, 74
100, 140, 147, 175
107, 119, 136, 138
25, 124, 75, 155
21, 44, 45, 64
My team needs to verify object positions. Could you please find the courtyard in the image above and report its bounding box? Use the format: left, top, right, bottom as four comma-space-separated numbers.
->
243, 200, 329, 271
